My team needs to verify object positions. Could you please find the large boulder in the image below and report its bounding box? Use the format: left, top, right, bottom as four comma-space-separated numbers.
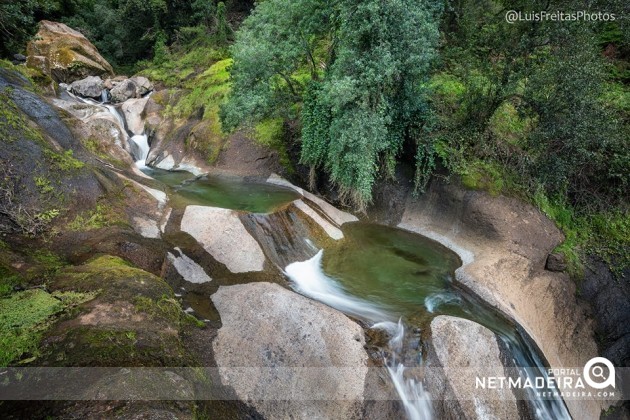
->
131, 76, 153, 96
69, 75, 103, 98
121, 96, 150, 135
425, 316, 520, 419
110, 79, 138, 103
211, 282, 368, 419
26, 21, 114, 83
110, 77, 153, 103
180, 206, 266, 273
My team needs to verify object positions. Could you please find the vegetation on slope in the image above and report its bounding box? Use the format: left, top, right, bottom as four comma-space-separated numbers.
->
0, 0, 627, 277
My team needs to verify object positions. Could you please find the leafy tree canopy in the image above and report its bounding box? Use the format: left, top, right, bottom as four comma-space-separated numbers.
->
221, 0, 443, 210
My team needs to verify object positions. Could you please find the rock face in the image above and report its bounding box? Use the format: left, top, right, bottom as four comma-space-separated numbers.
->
110, 77, 153, 103
121, 97, 150, 135
425, 316, 520, 419
546, 252, 567, 272
26, 21, 114, 83
211, 282, 368, 419
69, 75, 103, 98
180, 206, 265, 273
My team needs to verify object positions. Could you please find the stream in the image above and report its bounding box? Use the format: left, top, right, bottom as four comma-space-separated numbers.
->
70, 90, 571, 420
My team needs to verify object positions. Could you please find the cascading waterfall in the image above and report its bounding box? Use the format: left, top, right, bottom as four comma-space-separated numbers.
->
66, 90, 149, 167
285, 247, 570, 420
285, 251, 434, 420
64, 85, 571, 420
129, 133, 150, 167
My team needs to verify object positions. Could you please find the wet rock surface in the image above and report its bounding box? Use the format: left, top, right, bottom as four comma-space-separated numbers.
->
426, 316, 521, 419
398, 178, 604, 418
580, 255, 630, 368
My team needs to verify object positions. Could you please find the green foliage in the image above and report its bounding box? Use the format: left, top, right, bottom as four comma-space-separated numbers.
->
67, 203, 125, 231
34, 176, 54, 194
0, 0, 58, 56
0, 266, 21, 298
533, 190, 629, 279
43, 149, 84, 172
215, 2, 233, 46
0, 289, 62, 366
0, 288, 94, 366
222, 0, 443, 210
253, 118, 292, 172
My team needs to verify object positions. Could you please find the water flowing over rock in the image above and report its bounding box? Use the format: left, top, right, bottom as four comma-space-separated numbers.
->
398, 179, 601, 418
69, 75, 104, 99
26, 21, 114, 83
426, 316, 521, 419
211, 282, 368, 419
180, 206, 265, 273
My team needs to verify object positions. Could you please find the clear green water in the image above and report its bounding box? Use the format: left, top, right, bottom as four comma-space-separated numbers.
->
321, 222, 512, 334
141, 168, 301, 214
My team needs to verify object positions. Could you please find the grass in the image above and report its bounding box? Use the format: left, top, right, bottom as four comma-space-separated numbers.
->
253, 118, 294, 173
458, 159, 508, 196
0, 265, 21, 297
533, 188, 629, 281
138, 39, 233, 164
488, 101, 535, 146
66, 203, 125, 231
43, 149, 84, 171
0, 289, 95, 366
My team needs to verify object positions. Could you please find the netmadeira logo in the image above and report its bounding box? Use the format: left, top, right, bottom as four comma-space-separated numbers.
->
583, 357, 616, 390
476, 357, 616, 398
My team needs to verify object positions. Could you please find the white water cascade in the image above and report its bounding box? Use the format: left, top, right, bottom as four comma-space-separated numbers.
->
66, 90, 150, 168
130, 134, 150, 168
285, 250, 434, 420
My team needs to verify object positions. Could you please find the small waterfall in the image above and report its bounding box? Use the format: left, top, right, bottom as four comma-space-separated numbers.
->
242, 208, 323, 269
285, 251, 393, 323
65, 89, 149, 168
285, 251, 431, 419
130, 134, 150, 167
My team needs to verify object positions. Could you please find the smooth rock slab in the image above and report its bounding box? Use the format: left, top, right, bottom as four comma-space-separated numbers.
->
180, 206, 265, 273
121, 96, 150, 135
167, 247, 211, 284
212, 282, 367, 419
426, 316, 520, 419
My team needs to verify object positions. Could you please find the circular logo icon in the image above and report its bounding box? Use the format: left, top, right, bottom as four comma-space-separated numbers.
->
583, 357, 615, 389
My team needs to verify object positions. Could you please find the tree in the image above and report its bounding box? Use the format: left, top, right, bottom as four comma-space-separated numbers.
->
0, 0, 58, 56
215, 2, 233, 45
221, 0, 442, 210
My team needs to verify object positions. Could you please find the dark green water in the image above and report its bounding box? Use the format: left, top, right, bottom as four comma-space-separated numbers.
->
141, 168, 300, 213
320, 222, 514, 331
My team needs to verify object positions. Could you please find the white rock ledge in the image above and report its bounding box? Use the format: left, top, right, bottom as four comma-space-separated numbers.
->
180, 206, 265, 273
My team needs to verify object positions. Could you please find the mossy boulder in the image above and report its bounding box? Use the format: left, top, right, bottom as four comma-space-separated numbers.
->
26, 21, 114, 84
44, 255, 192, 367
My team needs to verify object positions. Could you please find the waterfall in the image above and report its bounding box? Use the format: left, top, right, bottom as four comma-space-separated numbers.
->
65, 89, 149, 168
285, 251, 432, 420
130, 134, 150, 167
